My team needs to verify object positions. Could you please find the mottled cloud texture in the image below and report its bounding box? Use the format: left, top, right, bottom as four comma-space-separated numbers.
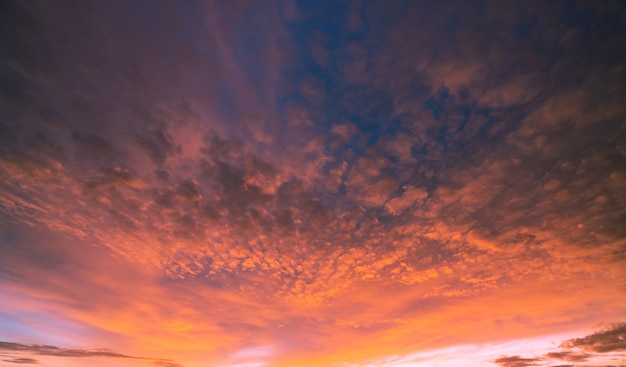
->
1, 1, 625, 367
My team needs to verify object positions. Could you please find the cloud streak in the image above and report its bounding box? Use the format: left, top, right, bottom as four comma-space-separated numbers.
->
0, 341, 143, 359
0, 340, 183, 367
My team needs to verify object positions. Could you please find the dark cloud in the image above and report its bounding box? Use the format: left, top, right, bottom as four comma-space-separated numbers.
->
2, 358, 39, 364
0, 341, 142, 359
153, 360, 183, 367
155, 169, 170, 181
71, 132, 113, 160
0, 340, 185, 366
82, 166, 138, 192
560, 323, 626, 353
136, 129, 181, 165
175, 179, 201, 201
545, 351, 590, 362
493, 355, 541, 367
490, 324, 626, 367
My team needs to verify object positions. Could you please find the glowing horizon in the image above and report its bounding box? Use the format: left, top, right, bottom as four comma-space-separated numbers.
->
1, 1, 625, 367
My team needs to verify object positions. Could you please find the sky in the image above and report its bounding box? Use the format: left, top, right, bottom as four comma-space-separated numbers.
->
1, 0, 625, 366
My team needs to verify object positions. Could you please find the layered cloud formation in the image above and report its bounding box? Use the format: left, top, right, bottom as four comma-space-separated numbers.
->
1, 1, 625, 367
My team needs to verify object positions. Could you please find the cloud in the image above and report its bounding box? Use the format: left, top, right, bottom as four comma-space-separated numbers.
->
135, 129, 181, 165
493, 355, 541, 367
0, 341, 143, 359
490, 324, 626, 367
71, 132, 114, 161
153, 361, 184, 367
2, 358, 39, 364
0, 341, 185, 367
560, 323, 626, 353
545, 351, 590, 362
385, 185, 428, 215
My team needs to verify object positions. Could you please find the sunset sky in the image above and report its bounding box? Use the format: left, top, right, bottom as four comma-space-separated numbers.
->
1, 1, 626, 366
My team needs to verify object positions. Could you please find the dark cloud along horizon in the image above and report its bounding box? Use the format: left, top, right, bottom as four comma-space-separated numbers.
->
0, 341, 183, 367
560, 323, 626, 353
1, 358, 38, 365
545, 351, 590, 363
0, 341, 143, 359
493, 355, 541, 367
494, 323, 626, 367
